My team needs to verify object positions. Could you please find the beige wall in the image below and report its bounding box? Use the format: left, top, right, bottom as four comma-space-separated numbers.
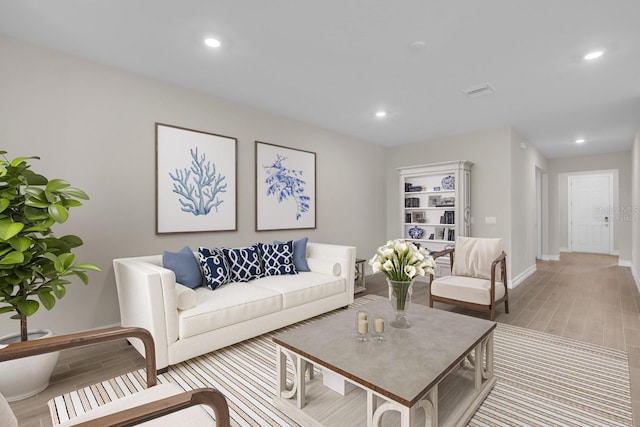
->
385, 128, 518, 275
547, 151, 632, 262
510, 130, 548, 281
632, 131, 640, 286
0, 36, 387, 336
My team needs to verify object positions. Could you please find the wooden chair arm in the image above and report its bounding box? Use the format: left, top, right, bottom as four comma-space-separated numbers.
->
71, 388, 230, 427
430, 248, 454, 260
0, 326, 157, 387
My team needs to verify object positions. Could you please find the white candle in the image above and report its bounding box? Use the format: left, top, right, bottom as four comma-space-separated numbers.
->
374, 318, 385, 333
358, 319, 369, 335
358, 312, 367, 321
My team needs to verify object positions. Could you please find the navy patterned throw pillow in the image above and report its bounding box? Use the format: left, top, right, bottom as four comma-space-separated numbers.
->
197, 247, 231, 290
259, 241, 298, 276
222, 245, 263, 282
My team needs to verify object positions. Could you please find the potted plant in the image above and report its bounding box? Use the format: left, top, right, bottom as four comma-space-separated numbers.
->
0, 151, 100, 400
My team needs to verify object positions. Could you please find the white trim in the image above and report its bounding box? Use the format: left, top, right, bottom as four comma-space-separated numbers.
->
509, 264, 537, 289
611, 250, 620, 256
559, 247, 571, 253
618, 259, 631, 267
540, 254, 560, 261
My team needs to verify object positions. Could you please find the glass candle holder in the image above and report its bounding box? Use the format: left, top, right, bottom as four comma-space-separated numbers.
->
356, 310, 369, 342
373, 317, 386, 342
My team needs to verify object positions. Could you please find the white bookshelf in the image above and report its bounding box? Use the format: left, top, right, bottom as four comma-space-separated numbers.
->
398, 161, 472, 274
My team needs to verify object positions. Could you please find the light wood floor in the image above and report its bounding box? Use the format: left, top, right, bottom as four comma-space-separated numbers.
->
9, 252, 640, 426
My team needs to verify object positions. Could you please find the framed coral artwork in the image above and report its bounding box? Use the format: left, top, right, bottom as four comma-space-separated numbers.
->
255, 141, 316, 231
156, 123, 237, 233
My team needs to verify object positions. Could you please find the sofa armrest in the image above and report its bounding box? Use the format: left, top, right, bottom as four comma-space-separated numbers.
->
306, 243, 356, 302
113, 258, 179, 370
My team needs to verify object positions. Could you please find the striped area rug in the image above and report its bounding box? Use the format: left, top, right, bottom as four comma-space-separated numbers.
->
49, 296, 633, 426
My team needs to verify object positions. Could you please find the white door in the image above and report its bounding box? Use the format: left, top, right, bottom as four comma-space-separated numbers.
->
568, 173, 612, 254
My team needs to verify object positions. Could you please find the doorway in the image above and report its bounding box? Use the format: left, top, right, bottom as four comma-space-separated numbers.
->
568, 173, 613, 254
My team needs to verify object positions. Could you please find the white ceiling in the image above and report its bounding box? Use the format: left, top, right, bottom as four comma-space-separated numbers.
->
1, 1, 639, 159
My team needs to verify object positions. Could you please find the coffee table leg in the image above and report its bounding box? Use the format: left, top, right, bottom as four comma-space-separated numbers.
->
275, 345, 307, 408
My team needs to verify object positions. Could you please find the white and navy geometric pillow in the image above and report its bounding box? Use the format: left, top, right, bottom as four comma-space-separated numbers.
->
258, 241, 297, 276
197, 247, 231, 290
222, 245, 263, 282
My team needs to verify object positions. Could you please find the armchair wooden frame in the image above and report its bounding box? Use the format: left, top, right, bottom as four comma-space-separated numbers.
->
429, 248, 509, 321
0, 326, 230, 427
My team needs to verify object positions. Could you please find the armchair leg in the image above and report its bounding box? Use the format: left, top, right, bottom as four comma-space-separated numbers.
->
429, 295, 434, 308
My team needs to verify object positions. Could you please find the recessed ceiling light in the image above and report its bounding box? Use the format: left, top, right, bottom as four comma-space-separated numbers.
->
375, 111, 387, 118
583, 50, 603, 60
575, 138, 585, 144
204, 38, 221, 48
409, 41, 426, 51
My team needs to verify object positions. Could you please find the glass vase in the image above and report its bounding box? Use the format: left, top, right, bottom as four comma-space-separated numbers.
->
387, 279, 413, 329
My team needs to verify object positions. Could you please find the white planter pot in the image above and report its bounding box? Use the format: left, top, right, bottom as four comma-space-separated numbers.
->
0, 329, 59, 402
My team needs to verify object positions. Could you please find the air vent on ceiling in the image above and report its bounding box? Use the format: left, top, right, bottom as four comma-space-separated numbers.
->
464, 84, 495, 98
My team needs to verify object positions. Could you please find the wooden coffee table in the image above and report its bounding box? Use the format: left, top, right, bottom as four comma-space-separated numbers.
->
273, 298, 496, 427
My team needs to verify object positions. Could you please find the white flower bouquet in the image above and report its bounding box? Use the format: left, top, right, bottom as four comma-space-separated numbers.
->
369, 239, 436, 282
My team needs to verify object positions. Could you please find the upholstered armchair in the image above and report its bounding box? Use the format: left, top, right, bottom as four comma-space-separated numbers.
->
429, 236, 508, 321
0, 326, 230, 427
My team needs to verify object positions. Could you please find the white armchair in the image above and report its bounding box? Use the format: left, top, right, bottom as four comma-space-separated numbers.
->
429, 236, 509, 321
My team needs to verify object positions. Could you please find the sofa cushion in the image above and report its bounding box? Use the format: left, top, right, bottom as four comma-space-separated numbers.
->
222, 245, 263, 282
162, 246, 202, 289
175, 285, 196, 310
258, 241, 297, 276
430, 275, 505, 306
178, 283, 282, 339
257, 272, 346, 309
197, 247, 231, 290
307, 258, 341, 276
277, 237, 309, 271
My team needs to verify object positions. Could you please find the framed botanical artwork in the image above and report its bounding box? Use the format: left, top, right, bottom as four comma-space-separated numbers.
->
156, 123, 237, 234
255, 141, 316, 231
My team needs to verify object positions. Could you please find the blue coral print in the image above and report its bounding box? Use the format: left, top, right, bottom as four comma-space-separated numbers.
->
169, 147, 227, 216
263, 154, 310, 220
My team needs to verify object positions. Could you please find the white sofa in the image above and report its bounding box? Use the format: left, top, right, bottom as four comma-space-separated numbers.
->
114, 242, 356, 370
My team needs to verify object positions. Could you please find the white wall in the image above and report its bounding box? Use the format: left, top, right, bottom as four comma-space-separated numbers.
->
547, 152, 632, 263
632, 131, 640, 287
0, 36, 387, 336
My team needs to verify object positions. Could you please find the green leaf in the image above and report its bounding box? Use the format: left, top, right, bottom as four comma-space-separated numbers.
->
0, 221, 24, 241
61, 187, 90, 200
52, 282, 66, 299
62, 199, 83, 208
73, 263, 101, 271
17, 299, 39, 316
46, 179, 71, 192
9, 237, 32, 252
24, 173, 47, 186
9, 157, 31, 167
75, 271, 89, 284
37, 291, 56, 310
59, 252, 75, 270
0, 251, 25, 265
48, 203, 69, 223
0, 199, 9, 213
0, 306, 14, 314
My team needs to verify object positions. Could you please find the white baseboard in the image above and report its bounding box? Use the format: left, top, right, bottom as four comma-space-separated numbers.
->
540, 254, 560, 261
611, 250, 620, 256
509, 264, 537, 289
619, 259, 631, 267
559, 247, 570, 253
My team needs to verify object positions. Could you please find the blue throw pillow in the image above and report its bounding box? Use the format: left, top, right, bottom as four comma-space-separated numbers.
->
222, 245, 263, 282
162, 246, 202, 289
197, 247, 231, 290
275, 237, 309, 272
258, 241, 297, 276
